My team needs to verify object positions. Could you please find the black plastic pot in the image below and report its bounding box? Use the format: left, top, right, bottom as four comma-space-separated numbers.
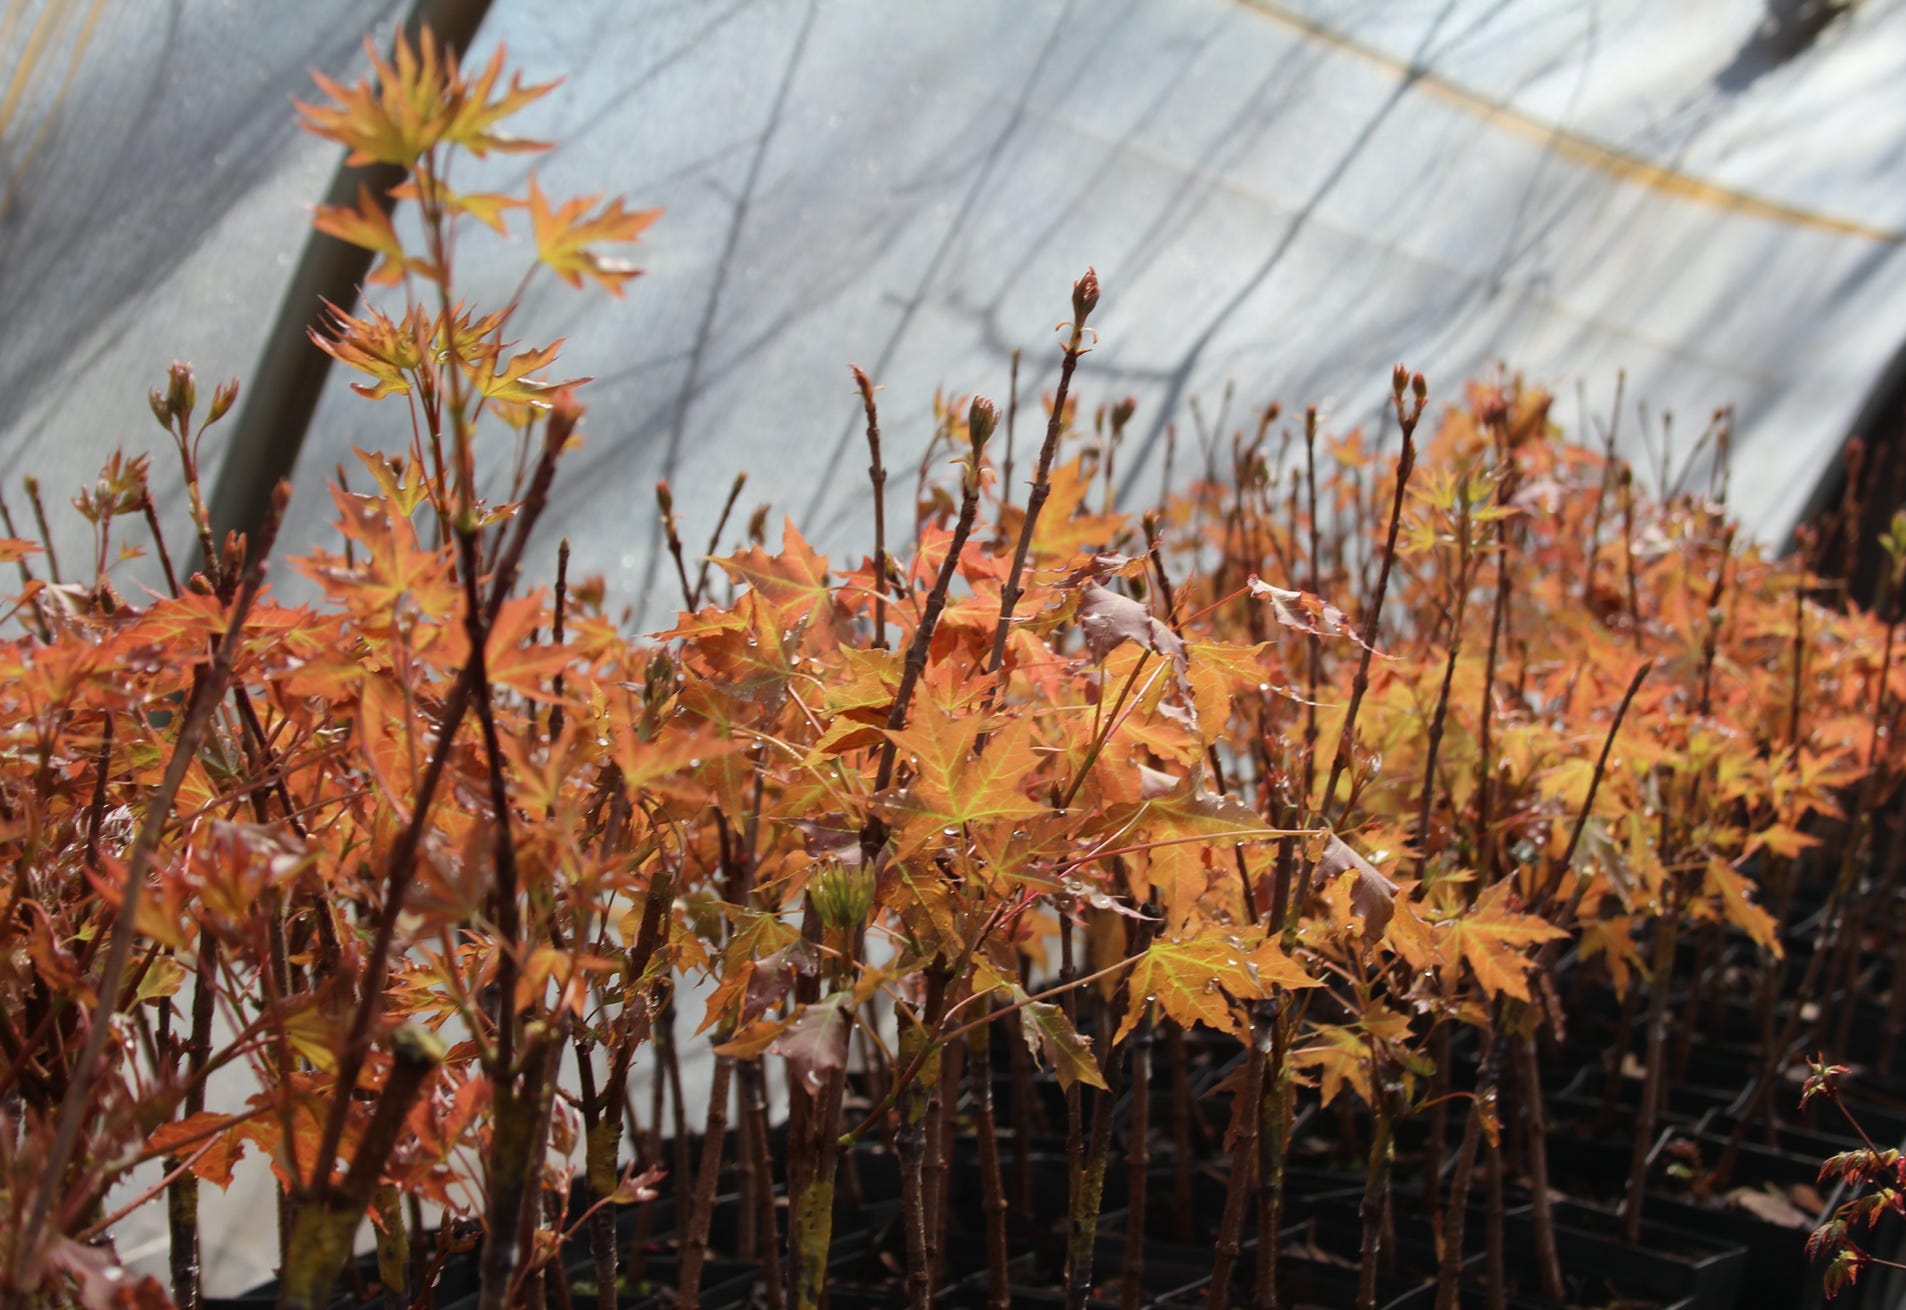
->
1551, 1064, 1737, 1128
1151, 1252, 1440, 1310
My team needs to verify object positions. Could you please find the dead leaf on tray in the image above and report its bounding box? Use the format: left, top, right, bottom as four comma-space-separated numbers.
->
1790, 1181, 1828, 1214
1724, 1184, 1811, 1228
1281, 1232, 1357, 1269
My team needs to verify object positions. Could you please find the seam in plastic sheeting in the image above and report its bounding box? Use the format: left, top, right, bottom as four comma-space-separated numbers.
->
1236, 0, 1902, 244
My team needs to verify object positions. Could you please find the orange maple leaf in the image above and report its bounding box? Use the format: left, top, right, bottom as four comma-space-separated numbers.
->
1441, 880, 1566, 1002
879, 712, 1045, 855
1118, 936, 1262, 1042
311, 183, 408, 285
296, 29, 555, 167
528, 173, 660, 296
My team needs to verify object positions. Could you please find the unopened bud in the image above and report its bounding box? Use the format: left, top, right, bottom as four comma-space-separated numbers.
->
1392, 364, 1409, 398
1111, 396, 1138, 430
221, 531, 247, 581
206, 378, 240, 426
968, 397, 998, 450
643, 648, 676, 710
654, 480, 673, 514
165, 363, 196, 423
1072, 266, 1100, 323
809, 860, 876, 931
1411, 372, 1427, 403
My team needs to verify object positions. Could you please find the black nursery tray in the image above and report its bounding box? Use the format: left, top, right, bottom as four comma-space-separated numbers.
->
1506, 1198, 1745, 1310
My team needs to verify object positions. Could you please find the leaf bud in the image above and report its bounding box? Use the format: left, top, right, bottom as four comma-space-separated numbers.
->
1072, 266, 1100, 323
205, 377, 240, 426
1392, 364, 1409, 400
165, 362, 197, 424
654, 480, 674, 515
1111, 395, 1138, 430
643, 648, 676, 708
221, 530, 248, 583
809, 860, 875, 932
1411, 372, 1427, 403
967, 397, 998, 451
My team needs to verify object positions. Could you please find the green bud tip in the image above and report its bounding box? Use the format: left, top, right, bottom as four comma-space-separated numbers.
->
968, 397, 998, 450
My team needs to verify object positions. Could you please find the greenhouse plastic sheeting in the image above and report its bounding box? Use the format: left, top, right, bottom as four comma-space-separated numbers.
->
4, 0, 1905, 1292
280, 0, 1906, 627
0, 0, 406, 574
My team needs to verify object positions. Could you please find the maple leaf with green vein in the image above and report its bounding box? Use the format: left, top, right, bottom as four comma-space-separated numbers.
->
806, 646, 901, 760
1440, 880, 1566, 1001
1183, 638, 1274, 744
878, 711, 1045, 855
1292, 1023, 1373, 1108
1115, 931, 1317, 1043
1117, 936, 1258, 1042
712, 519, 833, 623
876, 713, 1044, 854
1018, 995, 1108, 1090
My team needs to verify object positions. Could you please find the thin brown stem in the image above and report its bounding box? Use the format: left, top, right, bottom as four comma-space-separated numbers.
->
18, 481, 284, 1295
986, 269, 1098, 679
854, 366, 890, 649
